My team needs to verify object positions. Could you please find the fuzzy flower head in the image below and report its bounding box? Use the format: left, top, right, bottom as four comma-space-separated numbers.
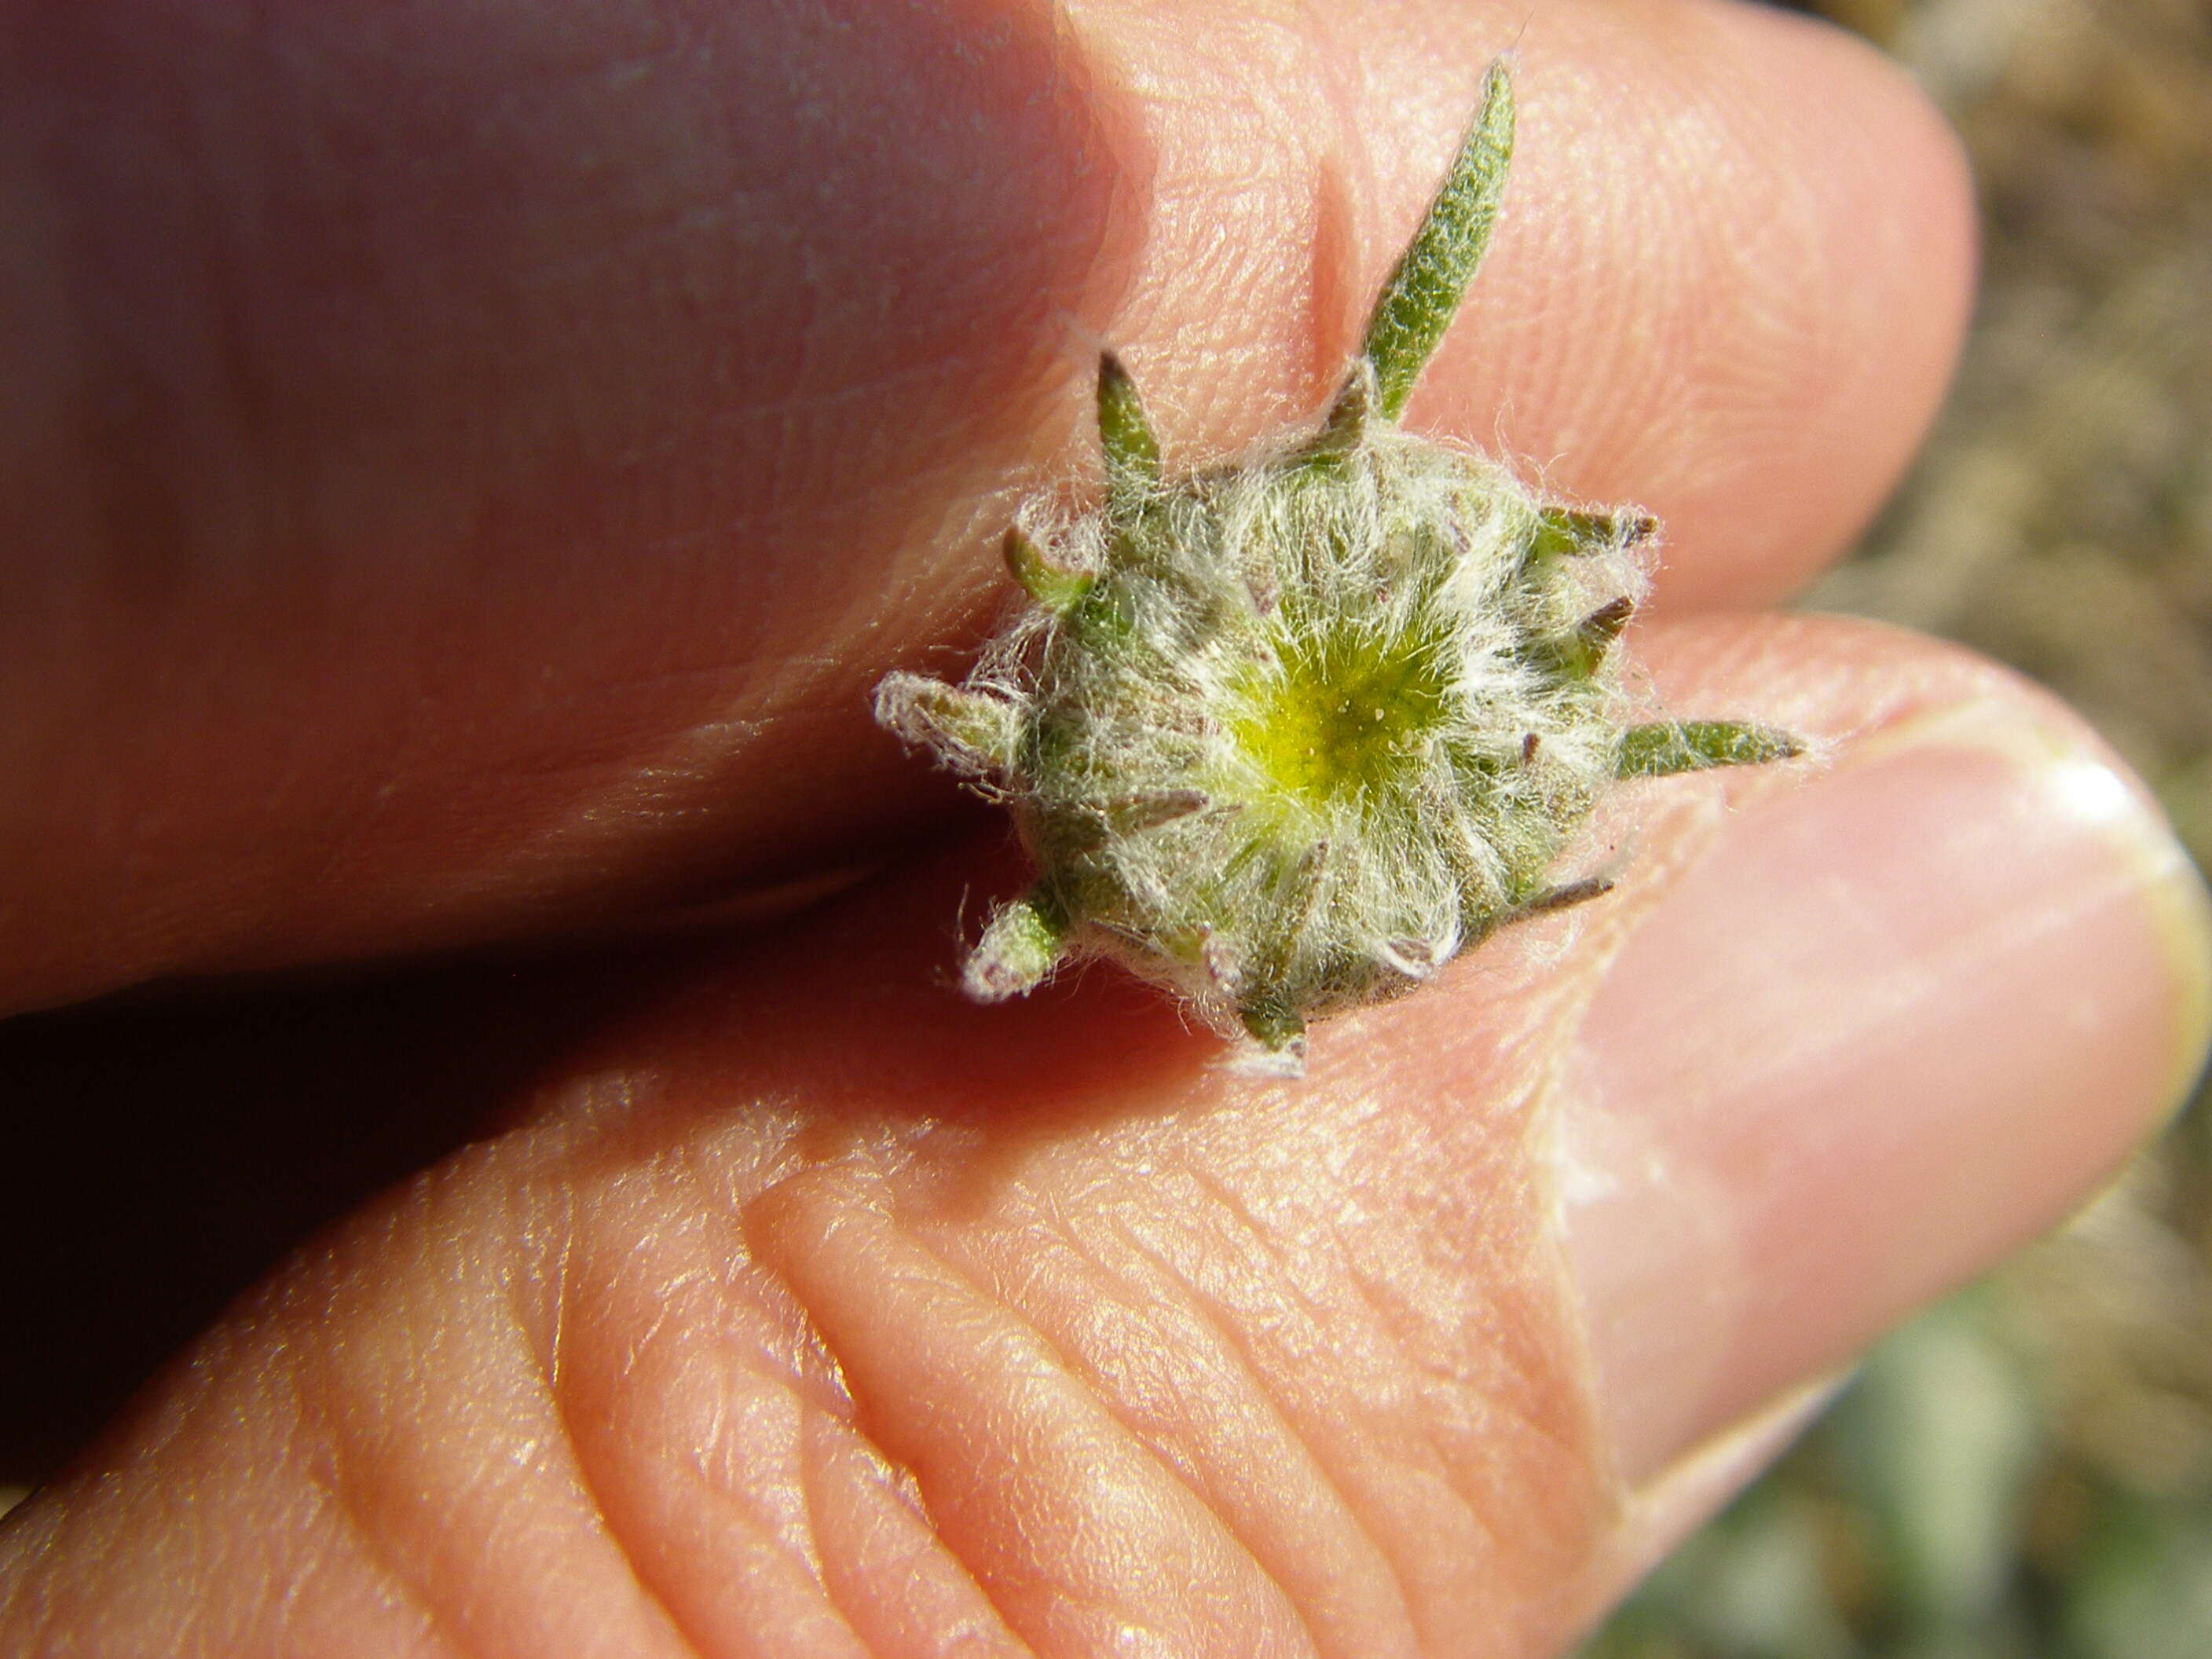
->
877, 62, 1798, 1071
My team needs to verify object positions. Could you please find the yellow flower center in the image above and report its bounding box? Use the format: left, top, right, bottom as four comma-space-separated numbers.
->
1229, 622, 1452, 806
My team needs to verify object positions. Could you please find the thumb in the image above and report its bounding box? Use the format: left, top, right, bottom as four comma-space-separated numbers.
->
2, 619, 2203, 1657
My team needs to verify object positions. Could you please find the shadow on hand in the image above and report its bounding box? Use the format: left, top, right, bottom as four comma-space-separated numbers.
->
0, 826, 1217, 1485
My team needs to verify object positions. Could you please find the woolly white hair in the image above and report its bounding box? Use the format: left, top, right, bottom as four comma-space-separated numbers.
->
876, 62, 1796, 1069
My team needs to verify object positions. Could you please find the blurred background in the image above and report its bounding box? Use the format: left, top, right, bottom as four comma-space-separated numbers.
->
1586, 0, 2212, 1652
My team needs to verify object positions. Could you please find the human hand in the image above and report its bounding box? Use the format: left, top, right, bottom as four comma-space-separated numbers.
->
2, 1, 2206, 1654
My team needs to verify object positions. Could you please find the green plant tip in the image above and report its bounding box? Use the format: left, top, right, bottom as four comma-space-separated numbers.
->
873, 60, 1802, 1074
1616, 720, 1805, 778
1359, 57, 1516, 421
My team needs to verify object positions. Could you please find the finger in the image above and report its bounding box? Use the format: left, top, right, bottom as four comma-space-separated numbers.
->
1547, 615, 2212, 1618
4, 621, 2199, 1655
0, 0, 1141, 1016
0, 0, 1969, 1016
1075, 0, 1973, 613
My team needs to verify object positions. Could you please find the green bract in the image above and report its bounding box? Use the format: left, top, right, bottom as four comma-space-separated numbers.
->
876, 61, 1799, 1071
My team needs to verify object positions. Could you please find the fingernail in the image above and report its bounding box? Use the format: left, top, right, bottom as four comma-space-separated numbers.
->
1557, 698, 2212, 1482
1559, 1375, 1848, 1643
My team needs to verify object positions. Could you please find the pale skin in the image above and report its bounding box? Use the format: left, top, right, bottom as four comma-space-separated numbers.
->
1, 1, 2207, 1655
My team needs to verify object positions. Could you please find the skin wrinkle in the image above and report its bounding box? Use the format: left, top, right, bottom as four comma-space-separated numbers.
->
694, 1171, 867, 1434
307, 1310, 485, 1651
1316, 1023, 1610, 1635
530, 1246, 731, 1659
690, 1402, 867, 1655
1339, 1231, 1573, 1653
926, 1119, 1563, 1658
1170, 1159, 1408, 1401
792, 1410, 866, 1655
540, 1194, 583, 1404
283, 1170, 701, 1659
866, 1351, 1082, 1658
796, 1396, 1033, 1659
281, 1317, 487, 1659
313, 1438, 478, 1659
232, 1335, 362, 1657
533, 1133, 986, 1657
747, 1162, 1320, 1657
1329, 1249, 1521, 1599
659, 1455, 873, 1659
1086, 1206, 1421, 1659
674, 1350, 837, 1582
940, 1199, 1338, 1655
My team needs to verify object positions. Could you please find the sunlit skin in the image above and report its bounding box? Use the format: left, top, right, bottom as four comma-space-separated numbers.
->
2, 2, 2207, 1657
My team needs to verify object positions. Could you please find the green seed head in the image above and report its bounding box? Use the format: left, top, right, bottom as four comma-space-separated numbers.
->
875, 60, 1799, 1072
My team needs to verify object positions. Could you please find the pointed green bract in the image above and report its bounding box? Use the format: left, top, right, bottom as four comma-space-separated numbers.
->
1104, 789, 1210, 833
1004, 526, 1094, 613
1238, 999, 1306, 1057
1354, 59, 1516, 421
1524, 595, 1635, 680
1305, 358, 1379, 465
961, 890, 1070, 1002
1530, 505, 1657, 562
1097, 350, 1160, 501
873, 674, 1021, 775
1510, 876, 1615, 926
1616, 720, 1804, 778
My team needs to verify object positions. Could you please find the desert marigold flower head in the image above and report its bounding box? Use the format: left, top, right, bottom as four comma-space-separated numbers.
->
877, 60, 1800, 1073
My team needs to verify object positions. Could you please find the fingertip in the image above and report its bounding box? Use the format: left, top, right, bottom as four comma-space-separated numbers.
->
1082, 0, 1978, 615
1556, 617, 2210, 1481
1416, 0, 1978, 609
1656, 0, 1979, 605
